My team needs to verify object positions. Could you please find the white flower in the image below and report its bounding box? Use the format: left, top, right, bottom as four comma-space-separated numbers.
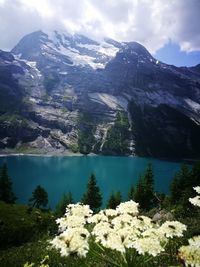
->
189, 185, 200, 207
111, 214, 133, 230
130, 216, 153, 231
50, 227, 90, 258
101, 231, 126, 253
158, 221, 187, 238
93, 224, 139, 253
92, 221, 112, 237
188, 236, 200, 247
92, 221, 126, 252
88, 213, 108, 224
103, 209, 118, 217
133, 237, 164, 257
65, 203, 93, 218
189, 196, 200, 207
56, 216, 86, 232
116, 200, 139, 215
142, 228, 167, 242
194, 186, 200, 194
179, 236, 200, 266
117, 226, 140, 248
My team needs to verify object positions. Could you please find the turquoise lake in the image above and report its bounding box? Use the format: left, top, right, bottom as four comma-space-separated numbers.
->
0, 155, 190, 208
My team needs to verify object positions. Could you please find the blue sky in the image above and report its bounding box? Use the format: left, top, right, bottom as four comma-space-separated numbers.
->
155, 42, 200, 67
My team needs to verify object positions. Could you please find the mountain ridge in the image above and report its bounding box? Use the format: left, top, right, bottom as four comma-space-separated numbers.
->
0, 30, 200, 158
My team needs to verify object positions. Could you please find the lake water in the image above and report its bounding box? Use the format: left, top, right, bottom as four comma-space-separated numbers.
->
0, 155, 190, 209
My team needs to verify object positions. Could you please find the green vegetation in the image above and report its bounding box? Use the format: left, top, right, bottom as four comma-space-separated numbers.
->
0, 201, 55, 250
169, 162, 200, 216
107, 191, 122, 209
69, 143, 79, 153
102, 112, 130, 154
0, 163, 16, 203
55, 192, 73, 217
0, 114, 29, 128
128, 185, 135, 200
77, 113, 96, 154
0, 233, 115, 267
133, 164, 156, 210
81, 174, 102, 212
29, 185, 48, 209
14, 144, 33, 153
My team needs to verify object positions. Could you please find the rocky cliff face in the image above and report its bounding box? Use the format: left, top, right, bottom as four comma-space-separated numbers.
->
0, 30, 200, 158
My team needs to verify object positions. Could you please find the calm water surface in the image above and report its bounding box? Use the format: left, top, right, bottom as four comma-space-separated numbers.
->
0, 155, 189, 208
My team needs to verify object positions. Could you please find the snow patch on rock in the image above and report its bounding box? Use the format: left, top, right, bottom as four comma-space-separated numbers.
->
77, 42, 119, 57
184, 98, 200, 112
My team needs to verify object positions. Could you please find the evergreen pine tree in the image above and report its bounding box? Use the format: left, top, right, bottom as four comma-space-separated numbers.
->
143, 163, 155, 209
134, 175, 145, 208
29, 185, 48, 208
55, 192, 73, 217
170, 173, 182, 204
191, 161, 200, 188
169, 163, 200, 216
81, 174, 102, 212
170, 164, 192, 206
134, 164, 155, 210
128, 185, 135, 200
115, 191, 122, 207
0, 163, 16, 203
107, 191, 116, 209
107, 191, 122, 209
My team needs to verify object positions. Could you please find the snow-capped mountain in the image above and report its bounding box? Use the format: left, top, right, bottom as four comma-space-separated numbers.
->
0, 30, 200, 158
12, 30, 120, 69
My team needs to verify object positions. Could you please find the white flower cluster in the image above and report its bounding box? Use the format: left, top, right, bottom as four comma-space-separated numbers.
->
179, 236, 200, 267
50, 227, 90, 257
55, 203, 93, 232
116, 200, 139, 215
189, 186, 200, 208
50, 203, 93, 257
50, 200, 187, 258
91, 200, 186, 257
158, 221, 187, 238
178, 185, 200, 267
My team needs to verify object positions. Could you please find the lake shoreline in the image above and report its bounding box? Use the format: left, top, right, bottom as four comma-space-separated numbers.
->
0, 148, 85, 157
0, 150, 198, 164
0, 152, 83, 157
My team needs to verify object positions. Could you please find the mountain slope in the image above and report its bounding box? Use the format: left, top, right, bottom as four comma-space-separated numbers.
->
0, 30, 200, 158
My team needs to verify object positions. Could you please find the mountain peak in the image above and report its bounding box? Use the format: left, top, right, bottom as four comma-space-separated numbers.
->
119, 41, 153, 60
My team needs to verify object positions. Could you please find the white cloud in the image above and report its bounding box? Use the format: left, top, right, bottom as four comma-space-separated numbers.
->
0, 0, 200, 53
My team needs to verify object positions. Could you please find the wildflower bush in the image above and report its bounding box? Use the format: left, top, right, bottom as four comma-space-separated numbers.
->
178, 186, 200, 267
50, 200, 188, 266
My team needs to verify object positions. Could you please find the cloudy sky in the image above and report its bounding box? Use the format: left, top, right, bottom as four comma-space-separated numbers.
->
0, 0, 200, 66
